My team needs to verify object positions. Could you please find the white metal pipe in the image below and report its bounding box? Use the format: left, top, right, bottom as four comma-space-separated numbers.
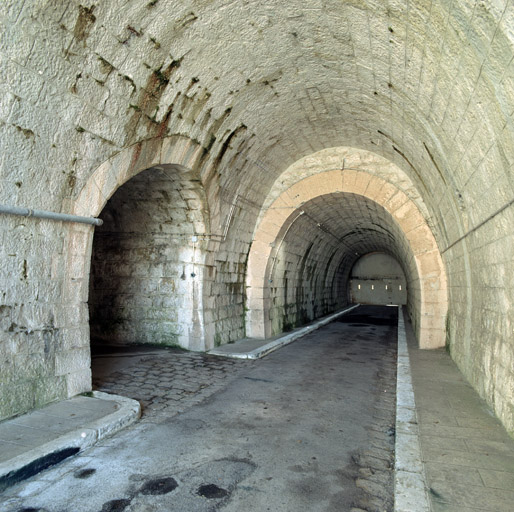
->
0, 205, 103, 226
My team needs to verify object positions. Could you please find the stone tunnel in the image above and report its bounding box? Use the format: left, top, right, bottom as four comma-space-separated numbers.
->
0, 0, 513, 442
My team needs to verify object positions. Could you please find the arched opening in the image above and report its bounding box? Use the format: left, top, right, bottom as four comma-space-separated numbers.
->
246, 154, 448, 349
261, 192, 416, 336
89, 164, 210, 351
60, 136, 214, 399
349, 253, 407, 306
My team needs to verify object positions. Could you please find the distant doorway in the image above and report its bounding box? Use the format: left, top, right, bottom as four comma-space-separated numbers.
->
349, 253, 407, 305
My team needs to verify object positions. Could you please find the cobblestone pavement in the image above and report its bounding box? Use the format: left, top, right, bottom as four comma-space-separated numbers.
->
92, 347, 254, 421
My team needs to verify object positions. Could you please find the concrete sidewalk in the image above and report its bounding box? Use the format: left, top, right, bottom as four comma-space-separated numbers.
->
208, 304, 359, 359
0, 392, 140, 492
404, 313, 514, 512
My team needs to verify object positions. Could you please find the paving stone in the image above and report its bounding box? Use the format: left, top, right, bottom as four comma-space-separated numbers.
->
92, 349, 253, 420
478, 468, 514, 491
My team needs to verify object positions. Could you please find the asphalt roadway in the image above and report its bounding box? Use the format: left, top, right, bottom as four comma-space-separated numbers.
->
2, 305, 397, 512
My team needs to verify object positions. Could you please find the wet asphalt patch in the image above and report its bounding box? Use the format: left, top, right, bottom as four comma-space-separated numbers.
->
337, 305, 398, 327
74, 468, 96, 479
197, 484, 229, 499
99, 499, 131, 512
139, 477, 178, 495
93, 458, 255, 512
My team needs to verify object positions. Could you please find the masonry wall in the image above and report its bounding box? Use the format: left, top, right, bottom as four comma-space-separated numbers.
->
350, 253, 407, 305
89, 166, 210, 349
0, 217, 92, 421
445, 211, 514, 431
268, 219, 347, 334
1, 0, 514, 436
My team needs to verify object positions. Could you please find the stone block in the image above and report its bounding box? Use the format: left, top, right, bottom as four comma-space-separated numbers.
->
0, 380, 35, 421
66, 368, 92, 397
55, 347, 91, 377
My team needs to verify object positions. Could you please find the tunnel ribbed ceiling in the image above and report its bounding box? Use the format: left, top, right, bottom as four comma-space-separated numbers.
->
302, 193, 404, 257
17, 0, 511, 256
81, 0, 512, 251
278, 192, 412, 273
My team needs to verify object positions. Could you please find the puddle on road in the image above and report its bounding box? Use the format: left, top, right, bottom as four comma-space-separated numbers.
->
73, 468, 96, 479
140, 477, 179, 495
197, 483, 230, 499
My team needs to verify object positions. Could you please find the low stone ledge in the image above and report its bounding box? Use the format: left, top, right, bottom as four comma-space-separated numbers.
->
394, 307, 430, 512
209, 304, 360, 360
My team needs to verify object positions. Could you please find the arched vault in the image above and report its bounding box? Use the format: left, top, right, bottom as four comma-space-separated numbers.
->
246, 147, 448, 349
66, 135, 217, 352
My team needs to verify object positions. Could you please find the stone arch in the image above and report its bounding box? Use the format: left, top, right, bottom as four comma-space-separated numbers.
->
64, 135, 215, 355
246, 163, 448, 349
72, 136, 206, 218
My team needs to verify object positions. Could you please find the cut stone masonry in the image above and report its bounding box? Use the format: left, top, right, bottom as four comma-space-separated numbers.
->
0, 0, 513, 438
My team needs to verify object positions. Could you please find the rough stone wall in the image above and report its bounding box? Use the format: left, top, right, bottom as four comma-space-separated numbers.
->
90, 166, 210, 349
0, 217, 91, 421
1, 0, 514, 435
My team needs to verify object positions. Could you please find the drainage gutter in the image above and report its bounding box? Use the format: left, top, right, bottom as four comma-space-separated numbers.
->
0, 204, 103, 226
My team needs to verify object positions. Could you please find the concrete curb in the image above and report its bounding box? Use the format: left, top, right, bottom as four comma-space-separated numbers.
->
0, 391, 140, 492
209, 304, 360, 359
394, 307, 430, 512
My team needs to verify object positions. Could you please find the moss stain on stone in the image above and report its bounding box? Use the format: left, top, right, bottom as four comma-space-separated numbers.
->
73, 5, 96, 43
15, 125, 35, 139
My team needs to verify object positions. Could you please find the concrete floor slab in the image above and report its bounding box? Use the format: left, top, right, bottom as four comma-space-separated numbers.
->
405, 310, 514, 511
2, 305, 514, 510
